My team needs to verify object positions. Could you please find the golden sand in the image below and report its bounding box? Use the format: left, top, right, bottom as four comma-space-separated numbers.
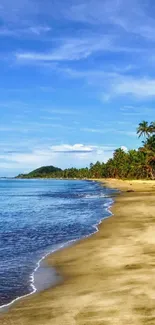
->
1, 179, 155, 325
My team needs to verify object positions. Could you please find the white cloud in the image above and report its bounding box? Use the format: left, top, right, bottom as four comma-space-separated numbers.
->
51, 144, 95, 153
0, 143, 118, 175
121, 146, 128, 152
112, 77, 155, 98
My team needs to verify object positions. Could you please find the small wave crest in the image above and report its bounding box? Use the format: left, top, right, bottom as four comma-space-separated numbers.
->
84, 193, 106, 199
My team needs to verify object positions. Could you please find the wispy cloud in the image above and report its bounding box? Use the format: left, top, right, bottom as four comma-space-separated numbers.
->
15, 37, 113, 62
0, 25, 51, 38
111, 77, 155, 98
43, 108, 79, 115
15, 35, 145, 63
41, 116, 62, 121
0, 121, 74, 134
2, 0, 155, 43
28, 26, 51, 35
59, 0, 121, 25
59, 66, 155, 100
82, 127, 136, 137
120, 105, 155, 116
64, 0, 155, 42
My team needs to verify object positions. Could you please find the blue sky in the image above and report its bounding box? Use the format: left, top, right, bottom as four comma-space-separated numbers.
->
0, 0, 155, 176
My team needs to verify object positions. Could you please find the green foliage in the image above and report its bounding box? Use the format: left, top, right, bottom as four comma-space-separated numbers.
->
137, 121, 150, 138
17, 166, 62, 179
17, 121, 155, 180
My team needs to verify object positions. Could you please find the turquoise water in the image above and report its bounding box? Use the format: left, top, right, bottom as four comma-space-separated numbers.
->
0, 179, 115, 308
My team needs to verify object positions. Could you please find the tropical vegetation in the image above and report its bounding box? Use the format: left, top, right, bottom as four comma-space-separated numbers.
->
17, 121, 155, 180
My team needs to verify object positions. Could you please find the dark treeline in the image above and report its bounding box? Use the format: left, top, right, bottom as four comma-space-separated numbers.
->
17, 121, 155, 180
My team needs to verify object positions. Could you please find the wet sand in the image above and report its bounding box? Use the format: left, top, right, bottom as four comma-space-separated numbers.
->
1, 179, 155, 325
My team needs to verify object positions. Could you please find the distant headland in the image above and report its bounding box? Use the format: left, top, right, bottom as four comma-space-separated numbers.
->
16, 121, 155, 180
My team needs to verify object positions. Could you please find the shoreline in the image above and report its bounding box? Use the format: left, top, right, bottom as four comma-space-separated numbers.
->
0, 180, 115, 313
0, 245, 64, 313
1, 179, 155, 324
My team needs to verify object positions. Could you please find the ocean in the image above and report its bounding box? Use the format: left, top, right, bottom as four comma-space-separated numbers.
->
0, 179, 116, 309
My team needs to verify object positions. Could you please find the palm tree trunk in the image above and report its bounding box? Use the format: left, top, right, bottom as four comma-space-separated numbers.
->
149, 167, 155, 180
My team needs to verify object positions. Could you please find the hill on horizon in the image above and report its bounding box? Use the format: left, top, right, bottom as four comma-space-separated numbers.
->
16, 166, 62, 178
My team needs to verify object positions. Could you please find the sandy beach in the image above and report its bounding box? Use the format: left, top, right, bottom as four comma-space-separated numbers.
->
1, 179, 155, 325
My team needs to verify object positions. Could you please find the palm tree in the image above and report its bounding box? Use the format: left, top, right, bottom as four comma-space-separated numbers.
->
149, 121, 155, 134
143, 135, 155, 153
137, 121, 150, 138
142, 135, 155, 179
